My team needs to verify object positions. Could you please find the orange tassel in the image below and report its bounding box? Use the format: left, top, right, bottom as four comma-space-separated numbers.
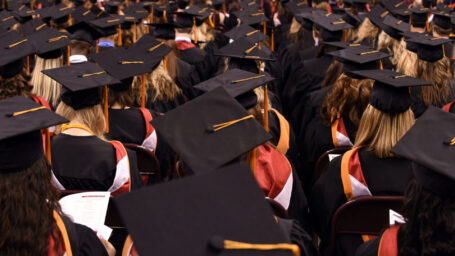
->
379, 60, 383, 70
151, 6, 154, 23
45, 128, 51, 164
146, 23, 149, 34
68, 13, 72, 26
118, 24, 122, 47
248, 148, 257, 175
104, 86, 109, 133
163, 57, 167, 72
271, 29, 274, 52
26, 56, 30, 73
264, 84, 269, 132
263, 21, 266, 35
141, 73, 146, 108
67, 45, 71, 66
96, 40, 99, 53
133, 22, 137, 42
343, 30, 347, 42
193, 17, 198, 44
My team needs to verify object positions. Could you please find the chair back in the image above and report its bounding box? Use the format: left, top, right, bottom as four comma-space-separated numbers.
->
124, 143, 161, 184
313, 146, 351, 184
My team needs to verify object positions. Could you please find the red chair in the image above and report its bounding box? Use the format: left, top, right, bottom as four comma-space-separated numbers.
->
327, 196, 404, 256
266, 198, 289, 219
124, 143, 161, 184
313, 146, 351, 184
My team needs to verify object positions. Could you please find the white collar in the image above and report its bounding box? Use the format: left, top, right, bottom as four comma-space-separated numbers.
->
69, 55, 88, 64
175, 36, 192, 43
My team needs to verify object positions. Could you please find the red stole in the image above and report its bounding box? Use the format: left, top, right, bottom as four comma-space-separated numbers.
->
378, 225, 401, 256
176, 41, 196, 51
442, 101, 455, 112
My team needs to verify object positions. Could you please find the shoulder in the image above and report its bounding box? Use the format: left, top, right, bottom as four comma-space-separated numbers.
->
73, 223, 108, 256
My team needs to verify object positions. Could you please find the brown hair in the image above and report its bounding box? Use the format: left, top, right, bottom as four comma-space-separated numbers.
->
31, 57, 63, 108
415, 57, 453, 106
354, 105, 415, 158
354, 18, 380, 47
377, 31, 405, 66
108, 87, 135, 108
396, 41, 418, 76
248, 87, 272, 126
0, 70, 32, 100
70, 40, 92, 57
321, 74, 373, 126
433, 25, 451, 38
55, 101, 106, 138
321, 60, 343, 88
0, 156, 62, 255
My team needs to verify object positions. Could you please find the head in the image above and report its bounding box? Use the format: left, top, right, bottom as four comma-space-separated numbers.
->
396, 41, 418, 76
377, 31, 405, 66
321, 73, 373, 126
30, 56, 63, 109
354, 104, 415, 158
248, 87, 272, 126
433, 25, 452, 38
70, 40, 92, 57
415, 57, 452, 106
55, 101, 106, 138
398, 179, 455, 256
0, 69, 32, 100
175, 27, 193, 38
0, 155, 62, 256
354, 18, 380, 47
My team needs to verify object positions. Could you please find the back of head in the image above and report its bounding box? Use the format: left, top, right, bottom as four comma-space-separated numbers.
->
0, 70, 32, 100
30, 57, 63, 108
416, 57, 452, 106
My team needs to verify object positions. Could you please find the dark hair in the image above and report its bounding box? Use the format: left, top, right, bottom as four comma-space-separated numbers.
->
108, 84, 135, 108
398, 179, 455, 256
0, 156, 63, 255
321, 60, 343, 88
70, 40, 92, 57
0, 69, 32, 100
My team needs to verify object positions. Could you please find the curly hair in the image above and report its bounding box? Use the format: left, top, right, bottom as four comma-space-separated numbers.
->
0, 70, 32, 100
398, 179, 455, 256
0, 156, 63, 256
377, 31, 406, 67
354, 18, 380, 48
321, 74, 374, 126
415, 57, 453, 106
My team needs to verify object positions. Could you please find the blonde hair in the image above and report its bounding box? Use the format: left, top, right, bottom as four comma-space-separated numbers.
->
248, 87, 272, 126
354, 18, 380, 47
55, 102, 106, 139
415, 57, 453, 106
194, 22, 215, 49
354, 105, 415, 158
396, 41, 418, 76
31, 57, 62, 108
377, 31, 405, 66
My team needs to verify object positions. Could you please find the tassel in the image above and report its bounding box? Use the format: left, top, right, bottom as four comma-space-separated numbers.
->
264, 84, 269, 132
96, 39, 99, 53
426, 14, 430, 32
141, 73, 146, 108
133, 22, 137, 42
248, 148, 257, 175
104, 86, 109, 133
151, 6, 154, 23
379, 60, 383, 70
45, 129, 51, 164
263, 21, 266, 35
68, 13, 72, 26
193, 17, 198, 44
271, 29, 274, 52
26, 56, 30, 73
343, 30, 347, 42
67, 45, 71, 66
146, 23, 149, 34
118, 24, 122, 47
163, 57, 167, 72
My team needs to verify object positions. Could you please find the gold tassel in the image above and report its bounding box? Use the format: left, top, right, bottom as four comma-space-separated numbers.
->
221, 239, 300, 256
67, 45, 71, 66
141, 73, 146, 108
193, 17, 198, 44
264, 84, 269, 132
248, 148, 257, 175
343, 30, 347, 42
263, 21, 266, 35
118, 24, 122, 47
163, 57, 167, 72
151, 6, 154, 24
133, 22, 137, 42
379, 60, 383, 70
271, 29, 274, 52
26, 56, 30, 73
68, 13, 72, 26
96, 40, 99, 53
46, 129, 52, 164
104, 86, 109, 133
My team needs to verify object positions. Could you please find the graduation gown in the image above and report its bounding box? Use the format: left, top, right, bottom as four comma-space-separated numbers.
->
175, 58, 202, 101
410, 81, 455, 118
355, 225, 403, 256
178, 43, 211, 83
311, 148, 413, 256
276, 217, 319, 256
51, 134, 143, 191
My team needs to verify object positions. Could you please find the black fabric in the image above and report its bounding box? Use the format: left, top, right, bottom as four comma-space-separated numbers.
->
106, 108, 147, 145
369, 83, 411, 113
60, 88, 101, 110
73, 223, 109, 256
276, 218, 319, 256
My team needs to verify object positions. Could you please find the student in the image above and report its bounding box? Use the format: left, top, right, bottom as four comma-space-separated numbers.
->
356, 106, 455, 256
0, 96, 114, 256
311, 69, 431, 256
42, 62, 143, 193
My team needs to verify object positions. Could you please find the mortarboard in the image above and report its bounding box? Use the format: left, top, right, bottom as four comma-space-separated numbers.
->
103, 0, 121, 14
312, 13, 353, 42
0, 96, 67, 172
0, 10, 18, 30
382, 15, 410, 39
0, 30, 35, 78
294, 9, 323, 31
284, 1, 309, 17
194, 68, 274, 109
20, 18, 49, 35
114, 162, 298, 256
66, 21, 103, 44
380, 0, 407, 11
151, 87, 271, 173
128, 34, 173, 67
215, 37, 275, 61
406, 35, 450, 62
224, 24, 267, 44
13, 4, 35, 22
402, 31, 429, 53
27, 29, 71, 59
409, 7, 429, 28
212, 0, 225, 6
89, 15, 125, 45
391, 106, 455, 197
173, 11, 198, 29
421, 0, 437, 8
42, 62, 120, 110
365, 5, 389, 29
390, 8, 411, 23
123, 4, 150, 20
185, 5, 212, 25
233, 9, 269, 26
328, 46, 391, 76
148, 23, 175, 39
431, 9, 451, 30
49, 3, 72, 25
70, 6, 97, 25
324, 41, 370, 50
341, 10, 361, 28
350, 69, 432, 113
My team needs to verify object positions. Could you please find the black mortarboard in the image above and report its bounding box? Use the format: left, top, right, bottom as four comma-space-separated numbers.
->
0, 30, 35, 78
104, 0, 121, 14
13, 5, 35, 22
406, 35, 450, 62
37, 6, 53, 22
212, 0, 225, 6
381, 0, 407, 11
194, 69, 274, 109
27, 29, 71, 59
42, 62, 120, 110
39, 0, 56, 8
284, 1, 309, 16
70, 6, 97, 25
224, 24, 267, 43
390, 8, 411, 22
432, 9, 451, 29
144, 2, 168, 17
343, 0, 369, 7
49, 3, 72, 24
0, 10, 18, 29
176, 0, 190, 9
173, 11, 197, 28
409, 7, 429, 28
215, 37, 275, 61
402, 31, 428, 52
294, 9, 322, 31
66, 21, 103, 43
341, 10, 361, 28
0, 96, 67, 173
391, 106, 455, 197
128, 34, 173, 66
114, 162, 296, 256
20, 18, 49, 35
148, 23, 175, 39
312, 13, 353, 42
151, 87, 271, 173
382, 15, 410, 39
328, 46, 391, 77
365, 5, 389, 29
233, 9, 269, 25
421, 0, 437, 8
123, 4, 150, 20
324, 41, 369, 50
89, 14, 124, 37
350, 69, 431, 113
239, 0, 260, 10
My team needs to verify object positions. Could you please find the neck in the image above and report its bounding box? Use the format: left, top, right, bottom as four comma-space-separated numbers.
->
175, 32, 192, 39
110, 103, 130, 109
61, 120, 93, 136
410, 26, 426, 33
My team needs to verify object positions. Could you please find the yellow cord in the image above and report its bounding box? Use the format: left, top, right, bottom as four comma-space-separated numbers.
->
80, 71, 106, 77
223, 240, 300, 256
8, 39, 28, 48
210, 115, 254, 132
9, 106, 46, 117
231, 75, 265, 83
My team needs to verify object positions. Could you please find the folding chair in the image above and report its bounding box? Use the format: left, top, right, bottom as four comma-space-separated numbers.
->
313, 146, 351, 184
266, 198, 289, 219
328, 196, 404, 256
124, 143, 161, 184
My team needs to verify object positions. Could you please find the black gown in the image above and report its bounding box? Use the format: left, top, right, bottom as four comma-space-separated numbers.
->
51, 134, 143, 191
106, 108, 149, 145
410, 81, 455, 118
276, 217, 319, 256
310, 148, 413, 256
73, 221, 109, 255
179, 46, 210, 83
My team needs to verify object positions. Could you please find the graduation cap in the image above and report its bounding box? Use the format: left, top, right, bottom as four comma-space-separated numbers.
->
215, 37, 275, 61
328, 46, 391, 77
151, 87, 271, 173
324, 41, 370, 50
66, 21, 103, 44
20, 18, 49, 35
350, 69, 432, 113
41, 62, 121, 110
380, 0, 407, 11
185, 5, 212, 25
224, 24, 267, 44
284, 1, 309, 17
70, 6, 97, 25
89, 15, 125, 46
382, 15, 410, 39
409, 7, 429, 28
390, 8, 411, 23
103, 0, 121, 14
49, 3, 73, 25
173, 11, 198, 28
123, 4, 150, 20
234, 9, 269, 26
27, 29, 71, 59
432, 9, 451, 30
365, 5, 390, 29
212, 0, 225, 7
343, 0, 369, 8
114, 162, 298, 256
391, 106, 455, 197
421, 0, 437, 8
312, 13, 353, 42
13, 4, 35, 22
0, 30, 35, 78
37, 6, 53, 22
341, 10, 361, 28
194, 68, 274, 109
406, 35, 450, 62
0, 10, 18, 30
148, 23, 175, 39
128, 34, 173, 65
402, 31, 429, 53
0, 96, 68, 173
294, 9, 322, 31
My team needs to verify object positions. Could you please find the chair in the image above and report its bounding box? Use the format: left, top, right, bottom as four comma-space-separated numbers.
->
266, 198, 289, 219
124, 143, 161, 184
328, 196, 404, 256
313, 146, 351, 184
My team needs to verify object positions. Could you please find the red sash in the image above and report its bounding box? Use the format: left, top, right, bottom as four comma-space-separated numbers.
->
176, 40, 196, 51
377, 225, 401, 256
48, 211, 73, 256
122, 235, 138, 256
255, 144, 294, 211
109, 141, 132, 196
331, 115, 353, 147
442, 101, 455, 112
137, 108, 157, 152
30, 95, 52, 153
